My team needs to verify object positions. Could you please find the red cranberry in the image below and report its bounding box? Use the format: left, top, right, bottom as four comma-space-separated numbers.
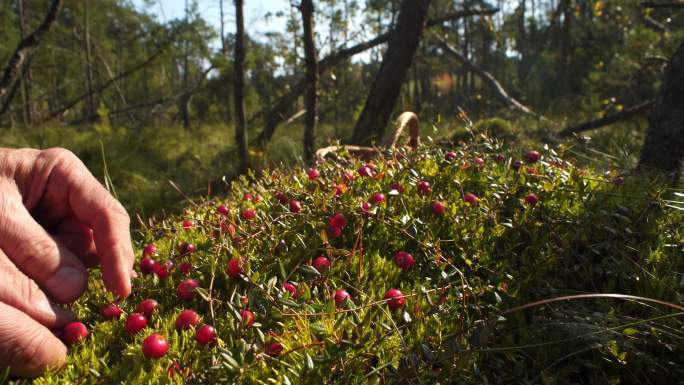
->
328, 213, 348, 229
142, 333, 169, 359
334, 290, 351, 307
241, 309, 254, 328
275, 191, 288, 204
473, 157, 485, 166
226, 257, 243, 279
390, 182, 405, 193
177, 278, 200, 301
140, 257, 156, 275
217, 205, 229, 215
525, 150, 541, 163
394, 251, 415, 271
182, 219, 195, 230
307, 168, 320, 180
178, 242, 197, 255
126, 313, 148, 334
431, 201, 446, 216
101, 304, 123, 320
289, 200, 302, 213
524, 193, 539, 207
384, 288, 406, 311
417, 180, 431, 195
179, 262, 193, 275
333, 184, 345, 197
143, 244, 158, 257
254, 194, 263, 203
241, 208, 256, 220
176, 309, 200, 331
464, 192, 479, 207
62, 322, 88, 345
360, 202, 372, 213
365, 162, 376, 171
283, 282, 298, 298
494, 154, 505, 163
153, 261, 170, 280
342, 171, 354, 184
445, 151, 457, 161
512, 160, 523, 171
243, 193, 253, 201
326, 224, 342, 239
312, 256, 330, 273
370, 192, 386, 204
358, 166, 373, 177
266, 342, 284, 357
196, 324, 217, 346
137, 299, 159, 318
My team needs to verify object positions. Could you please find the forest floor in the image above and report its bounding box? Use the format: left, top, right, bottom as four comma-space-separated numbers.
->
3, 118, 683, 384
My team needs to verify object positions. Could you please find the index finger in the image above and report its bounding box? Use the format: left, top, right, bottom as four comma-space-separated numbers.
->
49, 149, 134, 298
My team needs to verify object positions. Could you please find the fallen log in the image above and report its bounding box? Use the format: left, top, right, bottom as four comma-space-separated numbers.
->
315, 111, 419, 162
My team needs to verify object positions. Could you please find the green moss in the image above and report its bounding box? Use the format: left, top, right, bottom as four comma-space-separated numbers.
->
8, 131, 684, 384
452, 117, 520, 143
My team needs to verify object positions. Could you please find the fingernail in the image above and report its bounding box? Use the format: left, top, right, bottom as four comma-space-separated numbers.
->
45, 266, 87, 303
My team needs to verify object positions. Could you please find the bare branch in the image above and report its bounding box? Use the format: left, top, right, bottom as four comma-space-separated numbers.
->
439, 38, 550, 122
557, 100, 655, 137
641, 1, 684, 9
38, 39, 175, 123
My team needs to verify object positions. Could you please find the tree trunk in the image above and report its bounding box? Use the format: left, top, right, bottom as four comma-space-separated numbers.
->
83, 1, 96, 117
558, 0, 572, 95
300, 0, 318, 160
234, 0, 249, 173
517, 0, 527, 82
638, 40, 684, 178
181, 0, 191, 129
0, 0, 63, 116
17, 0, 33, 125
351, 0, 432, 145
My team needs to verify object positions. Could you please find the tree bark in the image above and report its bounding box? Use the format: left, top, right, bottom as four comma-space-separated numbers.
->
234, 0, 249, 173
17, 0, 33, 125
252, 7, 498, 148
638, 40, 684, 178
558, 0, 572, 95
83, 1, 96, 117
300, 0, 318, 160
0, 0, 63, 116
351, 0, 432, 145
181, 0, 191, 129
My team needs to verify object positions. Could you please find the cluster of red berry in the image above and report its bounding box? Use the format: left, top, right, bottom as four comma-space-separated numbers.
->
56, 147, 544, 368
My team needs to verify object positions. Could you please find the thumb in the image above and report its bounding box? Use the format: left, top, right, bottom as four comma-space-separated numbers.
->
0, 192, 88, 304
0, 301, 67, 377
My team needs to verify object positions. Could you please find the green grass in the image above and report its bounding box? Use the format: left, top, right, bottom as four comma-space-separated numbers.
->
7, 129, 683, 384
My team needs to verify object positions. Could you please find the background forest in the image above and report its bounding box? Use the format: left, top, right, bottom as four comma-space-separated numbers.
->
0, 0, 683, 217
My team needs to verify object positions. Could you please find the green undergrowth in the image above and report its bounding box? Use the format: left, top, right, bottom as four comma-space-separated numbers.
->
18, 134, 684, 384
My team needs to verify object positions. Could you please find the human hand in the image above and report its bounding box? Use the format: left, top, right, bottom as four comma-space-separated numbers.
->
0, 148, 134, 376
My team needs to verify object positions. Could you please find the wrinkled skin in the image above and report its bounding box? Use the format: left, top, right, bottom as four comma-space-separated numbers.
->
0, 148, 134, 377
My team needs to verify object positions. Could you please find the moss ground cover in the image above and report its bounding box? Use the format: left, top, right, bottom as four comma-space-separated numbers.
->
11, 134, 684, 384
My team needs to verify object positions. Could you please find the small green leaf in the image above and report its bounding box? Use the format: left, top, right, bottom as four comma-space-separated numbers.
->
305, 353, 314, 371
